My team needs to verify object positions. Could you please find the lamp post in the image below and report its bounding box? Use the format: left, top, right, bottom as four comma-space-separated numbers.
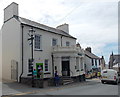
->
28, 27, 35, 87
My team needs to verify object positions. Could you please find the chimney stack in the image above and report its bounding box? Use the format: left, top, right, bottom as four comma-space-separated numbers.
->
76, 43, 81, 48
56, 23, 69, 34
85, 47, 92, 53
4, 2, 18, 22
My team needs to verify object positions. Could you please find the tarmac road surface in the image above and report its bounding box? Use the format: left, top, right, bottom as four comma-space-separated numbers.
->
1, 78, 119, 96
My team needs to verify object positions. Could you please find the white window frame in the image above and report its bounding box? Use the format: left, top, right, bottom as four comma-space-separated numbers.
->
34, 34, 42, 50
66, 41, 70, 46
44, 59, 49, 72
52, 38, 57, 46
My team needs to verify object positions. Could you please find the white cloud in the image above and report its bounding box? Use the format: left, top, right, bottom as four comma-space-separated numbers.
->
0, 0, 118, 63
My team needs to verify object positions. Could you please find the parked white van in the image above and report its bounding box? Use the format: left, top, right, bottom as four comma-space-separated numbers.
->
101, 69, 120, 84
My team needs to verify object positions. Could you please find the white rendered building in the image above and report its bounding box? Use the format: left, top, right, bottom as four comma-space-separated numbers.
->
1, 2, 85, 83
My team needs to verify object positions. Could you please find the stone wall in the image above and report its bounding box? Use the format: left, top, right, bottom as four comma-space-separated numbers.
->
20, 77, 55, 88
20, 75, 86, 88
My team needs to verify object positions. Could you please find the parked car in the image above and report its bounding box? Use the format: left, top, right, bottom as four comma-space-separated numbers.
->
101, 69, 120, 84
85, 73, 92, 79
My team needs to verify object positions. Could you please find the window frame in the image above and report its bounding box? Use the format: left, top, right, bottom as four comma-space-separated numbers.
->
28, 59, 33, 73
66, 41, 70, 47
92, 59, 94, 66
44, 59, 49, 72
34, 34, 42, 50
95, 59, 97, 66
52, 38, 57, 46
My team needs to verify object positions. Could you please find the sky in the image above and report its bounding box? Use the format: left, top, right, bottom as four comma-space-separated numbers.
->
0, 0, 119, 63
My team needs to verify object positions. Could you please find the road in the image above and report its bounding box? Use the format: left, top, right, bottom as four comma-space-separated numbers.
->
2, 79, 119, 96
28, 79, 119, 95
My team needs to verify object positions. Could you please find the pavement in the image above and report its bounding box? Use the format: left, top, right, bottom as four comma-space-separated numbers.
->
2, 78, 118, 96
1, 78, 101, 96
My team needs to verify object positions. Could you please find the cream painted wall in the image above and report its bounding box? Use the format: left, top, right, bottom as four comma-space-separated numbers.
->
4, 2, 18, 22
85, 56, 92, 71
53, 52, 81, 76
22, 25, 76, 78
2, 18, 21, 81
62, 36, 76, 47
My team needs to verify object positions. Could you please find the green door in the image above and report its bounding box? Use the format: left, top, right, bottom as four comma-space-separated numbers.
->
36, 63, 43, 78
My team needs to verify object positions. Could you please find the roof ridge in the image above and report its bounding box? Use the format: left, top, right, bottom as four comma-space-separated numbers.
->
18, 16, 76, 39
85, 50, 100, 59
19, 16, 54, 29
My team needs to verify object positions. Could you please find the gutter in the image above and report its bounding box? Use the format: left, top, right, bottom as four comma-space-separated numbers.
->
19, 25, 24, 82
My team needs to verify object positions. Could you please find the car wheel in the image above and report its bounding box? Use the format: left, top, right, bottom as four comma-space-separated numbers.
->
115, 80, 119, 85
101, 80, 104, 84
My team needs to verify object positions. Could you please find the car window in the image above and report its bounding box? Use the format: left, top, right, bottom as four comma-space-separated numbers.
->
103, 71, 107, 73
118, 73, 120, 76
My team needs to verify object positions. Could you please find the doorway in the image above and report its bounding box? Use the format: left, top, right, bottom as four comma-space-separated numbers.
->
36, 63, 43, 78
62, 61, 70, 76
11, 60, 18, 81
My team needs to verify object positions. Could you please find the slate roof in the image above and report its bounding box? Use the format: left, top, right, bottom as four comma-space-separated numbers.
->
16, 16, 76, 39
84, 50, 100, 59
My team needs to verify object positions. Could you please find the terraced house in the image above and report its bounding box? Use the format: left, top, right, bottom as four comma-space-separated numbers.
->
84, 47, 103, 73
1, 2, 85, 86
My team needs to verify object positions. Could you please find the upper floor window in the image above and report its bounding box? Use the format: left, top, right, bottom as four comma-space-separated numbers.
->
52, 38, 57, 46
95, 59, 97, 66
92, 59, 94, 66
66, 41, 70, 46
35, 34, 41, 50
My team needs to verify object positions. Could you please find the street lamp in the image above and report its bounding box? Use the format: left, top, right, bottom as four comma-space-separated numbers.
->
28, 27, 35, 87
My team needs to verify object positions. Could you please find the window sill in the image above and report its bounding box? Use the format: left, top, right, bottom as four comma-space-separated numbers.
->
27, 73, 32, 76
34, 49, 43, 51
44, 72, 51, 74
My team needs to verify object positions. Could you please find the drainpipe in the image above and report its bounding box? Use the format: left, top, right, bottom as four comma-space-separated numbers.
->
19, 25, 24, 83
61, 35, 63, 47
51, 53, 54, 77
